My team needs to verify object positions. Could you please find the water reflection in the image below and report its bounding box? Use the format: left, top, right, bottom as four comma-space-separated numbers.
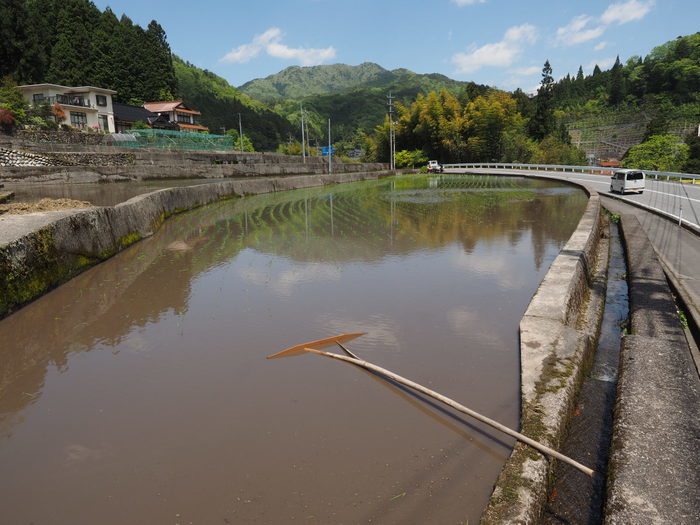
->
0, 175, 586, 524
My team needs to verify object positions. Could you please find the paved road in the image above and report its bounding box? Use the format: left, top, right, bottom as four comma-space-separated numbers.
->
445, 167, 700, 230
445, 167, 700, 341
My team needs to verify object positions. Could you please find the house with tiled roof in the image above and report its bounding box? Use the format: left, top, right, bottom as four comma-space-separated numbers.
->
142, 100, 209, 133
113, 102, 177, 133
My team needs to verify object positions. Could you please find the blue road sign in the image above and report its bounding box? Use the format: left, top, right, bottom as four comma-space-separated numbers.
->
321, 146, 335, 156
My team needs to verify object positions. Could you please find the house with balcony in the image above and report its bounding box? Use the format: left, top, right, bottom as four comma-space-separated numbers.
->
143, 101, 209, 133
17, 84, 117, 132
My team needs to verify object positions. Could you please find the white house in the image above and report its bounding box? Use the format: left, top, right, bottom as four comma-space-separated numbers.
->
17, 84, 117, 133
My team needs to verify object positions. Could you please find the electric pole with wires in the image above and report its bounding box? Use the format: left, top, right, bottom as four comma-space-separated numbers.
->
387, 93, 396, 171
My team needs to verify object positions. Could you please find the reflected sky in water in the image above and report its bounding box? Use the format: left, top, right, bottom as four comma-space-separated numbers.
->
0, 175, 587, 524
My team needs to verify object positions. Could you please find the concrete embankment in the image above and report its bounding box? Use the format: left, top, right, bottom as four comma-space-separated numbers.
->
0, 138, 389, 182
0, 163, 389, 184
481, 186, 606, 523
0, 170, 390, 319
604, 215, 700, 524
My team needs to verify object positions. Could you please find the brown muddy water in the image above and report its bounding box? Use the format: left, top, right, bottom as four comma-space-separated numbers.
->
0, 175, 587, 524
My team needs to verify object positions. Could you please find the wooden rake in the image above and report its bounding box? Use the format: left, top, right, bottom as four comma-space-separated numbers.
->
267, 333, 594, 477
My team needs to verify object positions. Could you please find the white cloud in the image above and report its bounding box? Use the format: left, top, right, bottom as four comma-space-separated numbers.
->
267, 41, 337, 66
221, 27, 336, 66
513, 66, 542, 76
586, 57, 616, 71
601, 0, 654, 25
504, 24, 538, 44
556, 15, 605, 46
452, 0, 486, 5
555, 1, 653, 48
239, 262, 341, 296
451, 24, 537, 74
221, 27, 281, 63
594, 41, 608, 51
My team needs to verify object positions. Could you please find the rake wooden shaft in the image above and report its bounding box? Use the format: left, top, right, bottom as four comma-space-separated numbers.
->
305, 346, 595, 478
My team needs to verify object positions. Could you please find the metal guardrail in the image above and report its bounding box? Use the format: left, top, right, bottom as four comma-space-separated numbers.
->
442, 163, 700, 184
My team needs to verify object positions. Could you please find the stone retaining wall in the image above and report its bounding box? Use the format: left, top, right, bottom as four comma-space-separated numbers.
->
0, 147, 74, 167
17, 129, 105, 145
1, 147, 136, 167
0, 171, 390, 319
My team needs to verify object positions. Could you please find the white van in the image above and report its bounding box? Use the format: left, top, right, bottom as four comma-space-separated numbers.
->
610, 169, 645, 194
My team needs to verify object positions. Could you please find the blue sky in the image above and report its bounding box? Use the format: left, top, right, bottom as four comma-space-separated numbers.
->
92, 0, 699, 92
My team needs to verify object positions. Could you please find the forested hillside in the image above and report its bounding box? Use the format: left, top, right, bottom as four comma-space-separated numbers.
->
1, 0, 177, 103
547, 33, 700, 165
239, 62, 393, 103
0, 0, 293, 149
551, 33, 700, 112
241, 63, 489, 148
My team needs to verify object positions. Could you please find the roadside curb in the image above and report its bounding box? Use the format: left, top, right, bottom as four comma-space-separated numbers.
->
604, 214, 700, 524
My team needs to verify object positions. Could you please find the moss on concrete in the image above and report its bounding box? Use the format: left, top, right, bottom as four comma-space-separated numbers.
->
0, 229, 69, 316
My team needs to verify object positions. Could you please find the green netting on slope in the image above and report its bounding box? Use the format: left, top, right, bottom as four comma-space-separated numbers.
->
118, 129, 234, 151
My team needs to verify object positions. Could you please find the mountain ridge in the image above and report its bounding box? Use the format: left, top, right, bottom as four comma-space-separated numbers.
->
238, 62, 474, 104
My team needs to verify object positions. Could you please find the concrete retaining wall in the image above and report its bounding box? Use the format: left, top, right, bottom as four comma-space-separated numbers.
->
0, 163, 391, 185
604, 215, 700, 524
481, 187, 605, 524
0, 171, 390, 319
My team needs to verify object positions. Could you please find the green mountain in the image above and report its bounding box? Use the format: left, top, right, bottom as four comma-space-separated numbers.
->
239, 62, 479, 104
240, 63, 488, 144
174, 56, 294, 151
238, 62, 392, 102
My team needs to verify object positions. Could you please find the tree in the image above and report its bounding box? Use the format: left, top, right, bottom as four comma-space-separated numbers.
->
532, 135, 587, 165
0, 107, 17, 135
622, 134, 690, 171
226, 129, 255, 152
528, 60, 555, 140
143, 21, 178, 100
47, 0, 99, 85
642, 115, 670, 141
683, 133, 700, 174
608, 56, 626, 105
394, 149, 427, 168
0, 78, 29, 125
0, 0, 43, 82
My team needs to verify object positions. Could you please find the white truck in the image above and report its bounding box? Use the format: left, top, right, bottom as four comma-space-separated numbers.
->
610, 169, 645, 194
427, 160, 443, 174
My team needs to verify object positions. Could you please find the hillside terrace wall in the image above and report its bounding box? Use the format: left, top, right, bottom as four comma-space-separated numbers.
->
0, 163, 390, 185
0, 138, 388, 175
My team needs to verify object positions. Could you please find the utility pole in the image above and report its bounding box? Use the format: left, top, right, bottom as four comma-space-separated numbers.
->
300, 103, 306, 163
387, 92, 396, 171
238, 113, 243, 152
328, 118, 332, 175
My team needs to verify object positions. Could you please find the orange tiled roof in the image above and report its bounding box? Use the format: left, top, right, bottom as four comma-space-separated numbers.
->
178, 123, 209, 132
144, 100, 201, 115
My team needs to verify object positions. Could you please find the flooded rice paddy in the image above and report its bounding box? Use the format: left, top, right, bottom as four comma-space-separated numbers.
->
0, 175, 587, 524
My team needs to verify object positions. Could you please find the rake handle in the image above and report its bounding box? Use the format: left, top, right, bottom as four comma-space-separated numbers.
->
305, 347, 594, 477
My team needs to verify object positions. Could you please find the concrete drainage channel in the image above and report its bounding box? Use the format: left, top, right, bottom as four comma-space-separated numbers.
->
1, 170, 698, 522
